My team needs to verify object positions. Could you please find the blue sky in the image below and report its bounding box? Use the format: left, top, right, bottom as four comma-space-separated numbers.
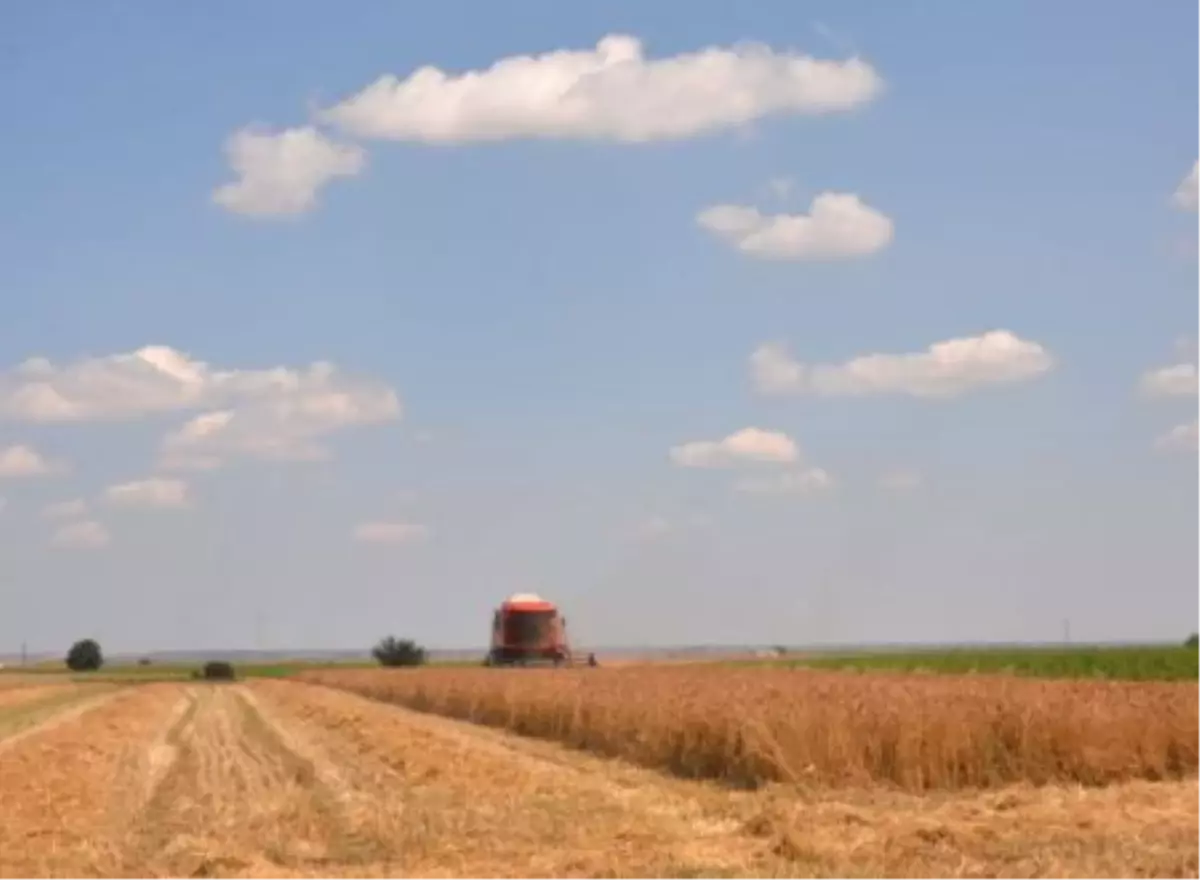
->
0, 0, 1196, 654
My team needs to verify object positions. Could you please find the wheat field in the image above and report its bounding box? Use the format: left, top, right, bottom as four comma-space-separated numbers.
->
0, 669, 1195, 877
297, 666, 1199, 791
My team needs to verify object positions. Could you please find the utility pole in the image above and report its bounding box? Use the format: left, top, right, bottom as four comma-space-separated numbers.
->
1062, 618, 1071, 645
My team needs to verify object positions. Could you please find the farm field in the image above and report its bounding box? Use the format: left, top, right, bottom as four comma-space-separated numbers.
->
300, 665, 1199, 791
0, 669, 1196, 878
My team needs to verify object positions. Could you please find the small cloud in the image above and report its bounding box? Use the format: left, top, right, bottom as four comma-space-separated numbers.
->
51, 520, 110, 550
879, 469, 923, 492
353, 521, 431, 544
212, 126, 366, 218
636, 515, 674, 540
633, 512, 712, 540
751, 330, 1054, 398
766, 176, 795, 200
42, 498, 88, 519
697, 192, 893, 261
1172, 160, 1198, 211
1139, 363, 1197, 398
103, 478, 190, 509
670, 427, 798, 468
0, 444, 60, 478
734, 468, 834, 495
1154, 420, 1198, 454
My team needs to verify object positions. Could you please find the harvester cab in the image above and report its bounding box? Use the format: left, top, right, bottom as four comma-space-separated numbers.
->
486, 592, 573, 667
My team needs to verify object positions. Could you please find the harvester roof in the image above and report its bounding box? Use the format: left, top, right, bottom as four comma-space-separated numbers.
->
500, 592, 556, 612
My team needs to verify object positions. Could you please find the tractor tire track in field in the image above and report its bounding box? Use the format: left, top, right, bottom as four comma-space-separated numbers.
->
119, 681, 405, 873
0, 684, 122, 755
0, 684, 185, 878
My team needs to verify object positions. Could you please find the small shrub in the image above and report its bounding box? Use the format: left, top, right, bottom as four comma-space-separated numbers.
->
65, 638, 103, 672
372, 636, 427, 667
1185, 633, 1198, 649
200, 660, 236, 681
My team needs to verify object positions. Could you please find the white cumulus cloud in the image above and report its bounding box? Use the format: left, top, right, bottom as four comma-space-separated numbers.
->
0, 345, 400, 469
697, 192, 893, 260
734, 467, 834, 495
319, 34, 883, 144
51, 520, 110, 550
1173, 160, 1198, 211
160, 379, 399, 467
0, 444, 59, 478
1154, 420, 1198, 454
353, 521, 431, 544
104, 478, 190, 509
1139, 363, 1197, 398
213, 126, 366, 217
670, 427, 798, 468
42, 498, 88, 519
750, 330, 1054, 398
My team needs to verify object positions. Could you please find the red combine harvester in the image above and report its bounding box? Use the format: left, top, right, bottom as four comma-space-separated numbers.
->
485, 593, 573, 666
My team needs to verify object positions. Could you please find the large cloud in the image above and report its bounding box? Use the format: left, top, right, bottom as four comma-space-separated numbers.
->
751, 330, 1054, 398
320, 35, 883, 144
0, 345, 400, 469
697, 193, 893, 260
212, 126, 366, 217
670, 427, 798, 468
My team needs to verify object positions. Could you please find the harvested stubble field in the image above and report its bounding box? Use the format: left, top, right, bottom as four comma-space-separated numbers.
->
0, 671, 1196, 878
297, 666, 1199, 792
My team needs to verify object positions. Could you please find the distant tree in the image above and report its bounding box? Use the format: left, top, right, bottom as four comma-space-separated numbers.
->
1186, 633, 1199, 649
200, 660, 236, 680
65, 638, 103, 672
372, 636, 427, 667
138, 657, 152, 667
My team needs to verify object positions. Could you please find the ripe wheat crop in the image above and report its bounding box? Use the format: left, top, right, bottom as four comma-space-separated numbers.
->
299, 666, 1198, 792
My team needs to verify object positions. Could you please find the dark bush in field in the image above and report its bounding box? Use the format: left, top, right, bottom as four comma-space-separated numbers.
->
372, 636, 427, 667
1186, 633, 1199, 649
200, 660, 236, 680
65, 638, 103, 672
